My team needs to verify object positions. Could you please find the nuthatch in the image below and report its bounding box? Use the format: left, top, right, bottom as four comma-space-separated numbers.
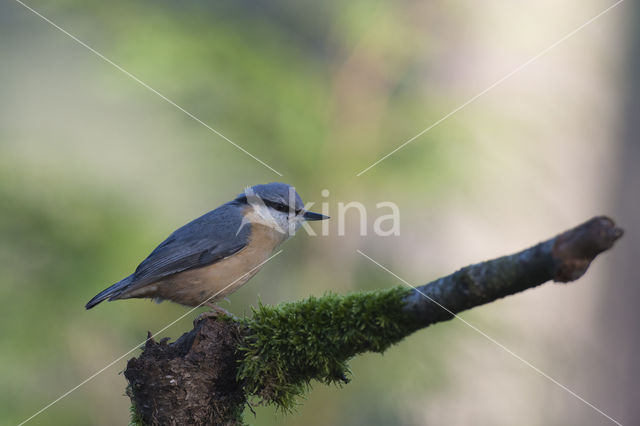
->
86, 183, 328, 311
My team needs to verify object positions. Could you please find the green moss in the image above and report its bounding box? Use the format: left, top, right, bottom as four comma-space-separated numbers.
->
128, 403, 143, 426
126, 384, 144, 426
237, 286, 416, 410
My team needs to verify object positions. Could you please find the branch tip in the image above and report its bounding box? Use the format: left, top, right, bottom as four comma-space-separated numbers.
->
552, 216, 624, 282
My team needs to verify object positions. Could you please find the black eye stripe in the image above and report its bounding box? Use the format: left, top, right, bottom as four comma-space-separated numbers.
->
265, 200, 293, 213
236, 196, 300, 214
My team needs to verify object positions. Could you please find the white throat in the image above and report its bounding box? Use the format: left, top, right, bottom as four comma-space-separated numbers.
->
250, 204, 302, 237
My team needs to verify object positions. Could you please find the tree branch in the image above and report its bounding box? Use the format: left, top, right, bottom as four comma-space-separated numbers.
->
403, 215, 623, 325
124, 216, 623, 425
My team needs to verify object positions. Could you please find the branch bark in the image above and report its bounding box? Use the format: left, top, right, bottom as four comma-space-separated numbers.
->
124, 216, 623, 425
403, 216, 623, 326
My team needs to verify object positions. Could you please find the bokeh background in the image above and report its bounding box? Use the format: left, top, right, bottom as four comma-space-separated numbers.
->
1, 0, 638, 425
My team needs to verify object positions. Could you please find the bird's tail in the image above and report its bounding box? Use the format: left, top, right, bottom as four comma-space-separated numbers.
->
85, 275, 134, 309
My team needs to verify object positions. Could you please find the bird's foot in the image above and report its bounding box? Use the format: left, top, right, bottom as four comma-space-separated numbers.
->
194, 303, 235, 324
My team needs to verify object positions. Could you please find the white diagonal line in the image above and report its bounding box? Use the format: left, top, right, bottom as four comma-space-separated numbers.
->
356, 249, 622, 426
17, 250, 283, 426
13, 0, 283, 177
356, 0, 624, 176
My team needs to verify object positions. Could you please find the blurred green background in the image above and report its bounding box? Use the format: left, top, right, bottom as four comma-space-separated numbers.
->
2, 0, 638, 425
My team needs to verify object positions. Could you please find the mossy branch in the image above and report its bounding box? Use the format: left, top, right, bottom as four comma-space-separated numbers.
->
125, 216, 623, 425
238, 287, 416, 409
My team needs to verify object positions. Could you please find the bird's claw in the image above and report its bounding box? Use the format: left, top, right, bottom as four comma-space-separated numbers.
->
194, 303, 235, 325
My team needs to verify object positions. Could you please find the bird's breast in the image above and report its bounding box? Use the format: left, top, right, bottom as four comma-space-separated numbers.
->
153, 221, 286, 306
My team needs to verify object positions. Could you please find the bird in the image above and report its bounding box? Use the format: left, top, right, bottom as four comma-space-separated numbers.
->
85, 182, 328, 313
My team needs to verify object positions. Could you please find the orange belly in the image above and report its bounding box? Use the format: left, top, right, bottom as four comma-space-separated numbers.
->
126, 222, 287, 306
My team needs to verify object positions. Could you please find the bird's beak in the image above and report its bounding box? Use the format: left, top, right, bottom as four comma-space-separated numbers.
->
302, 210, 329, 221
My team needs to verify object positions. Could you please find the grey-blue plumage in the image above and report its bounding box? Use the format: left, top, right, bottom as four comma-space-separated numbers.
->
85, 183, 327, 310
86, 199, 250, 309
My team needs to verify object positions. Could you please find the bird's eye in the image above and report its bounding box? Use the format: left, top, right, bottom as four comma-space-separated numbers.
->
274, 203, 290, 213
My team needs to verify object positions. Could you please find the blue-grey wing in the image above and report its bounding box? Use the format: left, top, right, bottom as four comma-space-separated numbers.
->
126, 201, 250, 290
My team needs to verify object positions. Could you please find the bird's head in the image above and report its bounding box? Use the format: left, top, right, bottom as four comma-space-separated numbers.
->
236, 182, 328, 236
